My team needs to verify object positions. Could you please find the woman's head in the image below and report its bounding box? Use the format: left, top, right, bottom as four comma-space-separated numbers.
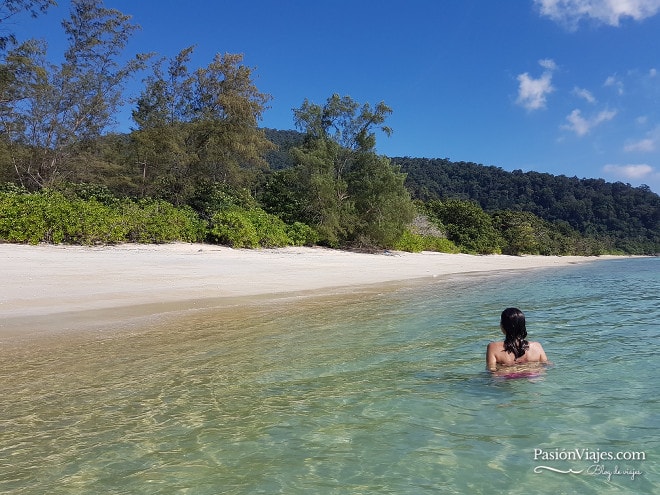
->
500, 307, 529, 358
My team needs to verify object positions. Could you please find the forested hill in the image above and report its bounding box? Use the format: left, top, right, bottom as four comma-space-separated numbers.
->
391, 157, 658, 252
264, 128, 306, 169
264, 129, 659, 253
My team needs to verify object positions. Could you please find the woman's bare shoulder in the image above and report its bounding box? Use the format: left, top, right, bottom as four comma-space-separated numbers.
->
527, 341, 548, 361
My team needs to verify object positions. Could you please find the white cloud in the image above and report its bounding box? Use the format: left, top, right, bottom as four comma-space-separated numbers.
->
572, 86, 597, 103
563, 110, 590, 135
562, 108, 617, 136
539, 58, 558, 71
625, 138, 655, 152
535, 0, 660, 28
603, 163, 655, 180
650, 68, 658, 77
604, 75, 624, 95
624, 126, 660, 152
516, 59, 557, 111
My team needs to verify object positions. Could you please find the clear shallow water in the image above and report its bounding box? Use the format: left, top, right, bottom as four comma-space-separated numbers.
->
1, 258, 658, 494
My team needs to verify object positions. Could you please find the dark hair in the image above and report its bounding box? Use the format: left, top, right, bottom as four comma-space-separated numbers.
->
501, 307, 529, 359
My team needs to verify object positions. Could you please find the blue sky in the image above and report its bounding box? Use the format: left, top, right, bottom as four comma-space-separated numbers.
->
12, 0, 660, 192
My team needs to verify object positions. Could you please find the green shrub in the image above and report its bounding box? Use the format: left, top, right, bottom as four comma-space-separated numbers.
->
208, 208, 259, 248
421, 236, 461, 253
286, 222, 319, 246
245, 208, 291, 247
190, 182, 258, 219
393, 230, 425, 252
57, 182, 122, 206
208, 206, 305, 248
123, 199, 205, 244
0, 183, 28, 194
1, 187, 324, 249
0, 192, 49, 244
0, 190, 204, 245
70, 199, 129, 244
394, 230, 460, 253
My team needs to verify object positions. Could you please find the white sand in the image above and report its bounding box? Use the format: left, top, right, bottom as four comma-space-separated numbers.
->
0, 243, 617, 337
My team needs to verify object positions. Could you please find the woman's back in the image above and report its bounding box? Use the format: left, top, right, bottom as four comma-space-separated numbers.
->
486, 308, 548, 371
486, 340, 547, 369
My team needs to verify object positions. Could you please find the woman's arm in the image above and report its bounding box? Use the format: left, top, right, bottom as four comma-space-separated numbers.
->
536, 342, 548, 363
486, 342, 498, 371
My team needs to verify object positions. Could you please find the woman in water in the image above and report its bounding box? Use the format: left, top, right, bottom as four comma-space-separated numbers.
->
486, 307, 548, 372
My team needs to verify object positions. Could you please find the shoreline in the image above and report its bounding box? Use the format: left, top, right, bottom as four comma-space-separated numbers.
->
0, 243, 626, 339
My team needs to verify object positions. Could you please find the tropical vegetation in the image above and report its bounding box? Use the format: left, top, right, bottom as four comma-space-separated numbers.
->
1, 0, 658, 255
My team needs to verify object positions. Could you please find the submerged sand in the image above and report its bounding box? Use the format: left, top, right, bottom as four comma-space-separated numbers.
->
0, 243, 618, 338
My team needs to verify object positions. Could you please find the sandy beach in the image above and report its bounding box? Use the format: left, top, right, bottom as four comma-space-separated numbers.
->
0, 243, 618, 338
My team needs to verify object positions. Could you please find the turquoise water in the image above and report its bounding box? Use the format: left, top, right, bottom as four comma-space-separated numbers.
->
1, 258, 658, 494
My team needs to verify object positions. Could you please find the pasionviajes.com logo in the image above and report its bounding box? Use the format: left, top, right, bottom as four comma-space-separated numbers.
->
533, 448, 645, 481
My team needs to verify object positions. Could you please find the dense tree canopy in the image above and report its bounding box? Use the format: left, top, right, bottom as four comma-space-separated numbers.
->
261, 94, 414, 248
394, 157, 659, 254
426, 199, 501, 254
131, 47, 273, 203
1, 0, 146, 189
